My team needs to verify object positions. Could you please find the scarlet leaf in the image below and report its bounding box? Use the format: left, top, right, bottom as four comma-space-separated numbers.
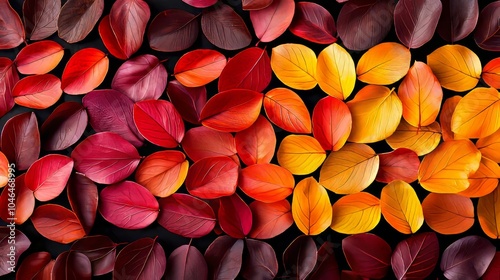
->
249, 200, 293, 239
283, 235, 317, 280
183, 0, 216, 8
61, 48, 109, 95
1, 112, 40, 171
204, 236, 244, 280
342, 233, 392, 279
98, 15, 127, 60
242, 239, 278, 280
292, 177, 331, 235
235, 115, 276, 165
239, 163, 294, 203
52, 251, 91, 280
264, 88, 312, 134
15, 252, 54, 280
174, 49, 226, 87
182, 126, 237, 162
250, 0, 295, 42
330, 192, 381, 234
15, 41, 64, 75
23, 0, 60, 40
0, 227, 30, 276
437, 0, 478, 42
12, 74, 62, 109
67, 174, 98, 235
277, 135, 326, 175
422, 193, 474, 234
167, 81, 207, 125
483, 58, 500, 89
0, 174, 34, 224
312, 96, 352, 151
70, 235, 117, 276
376, 148, 420, 183
165, 245, 208, 280
0, 0, 25, 49
218, 194, 253, 238
474, 2, 500, 51
148, 9, 199, 52
243, 0, 272, 10
57, 0, 104, 43
114, 237, 166, 280
289, 2, 337, 44
0, 58, 18, 118
30, 204, 86, 244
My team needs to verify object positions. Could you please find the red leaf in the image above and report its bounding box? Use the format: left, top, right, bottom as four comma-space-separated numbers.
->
309, 242, 340, 280
391, 232, 439, 280
52, 251, 91, 280
61, 48, 109, 95
437, 0, 478, 43
185, 156, 239, 199
474, 2, 500, 51
250, 0, 295, 42
0, 174, 34, 225
235, 115, 276, 166
57, 0, 104, 43
242, 239, 278, 280
441, 235, 496, 280
165, 245, 208, 280
40, 102, 88, 151
15, 252, 54, 280
243, 0, 273, 10
22, 0, 60, 40
183, 0, 216, 8
133, 100, 185, 148
67, 174, 98, 234
25, 154, 73, 202
99, 181, 159, 230
312, 96, 352, 151
15, 41, 64, 74
158, 193, 216, 238
12, 74, 62, 109
174, 49, 226, 88
1, 112, 40, 171
239, 164, 294, 203
342, 233, 392, 279
204, 236, 244, 280
111, 54, 167, 102
114, 237, 166, 280
483, 252, 500, 280
148, 9, 200, 52
218, 194, 253, 238
201, 3, 252, 50
218, 47, 272, 92
264, 88, 312, 133
83, 89, 143, 147
71, 132, 141, 184
30, 204, 86, 244
0, 58, 18, 118
0, 227, 30, 276
249, 200, 293, 239
200, 89, 263, 132
483, 58, 500, 89
167, 81, 207, 125
376, 148, 420, 183
70, 235, 117, 276
182, 126, 238, 162
283, 235, 318, 280
98, 15, 127, 60
0, 0, 25, 49
289, 2, 337, 44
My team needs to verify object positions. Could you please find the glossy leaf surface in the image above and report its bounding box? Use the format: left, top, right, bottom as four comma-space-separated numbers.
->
271, 43, 317, 90
289, 2, 337, 44
61, 48, 109, 95
264, 88, 311, 134
30, 204, 85, 244
292, 177, 331, 235
277, 135, 326, 175
376, 148, 420, 184
422, 193, 474, 235
330, 192, 381, 234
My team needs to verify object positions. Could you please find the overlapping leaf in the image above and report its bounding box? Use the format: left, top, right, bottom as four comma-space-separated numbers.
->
292, 177, 331, 235
289, 2, 337, 44
277, 135, 326, 175
271, 44, 317, 90
330, 192, 381, 234
316, 43, 356, 99
264, 88, 312, 133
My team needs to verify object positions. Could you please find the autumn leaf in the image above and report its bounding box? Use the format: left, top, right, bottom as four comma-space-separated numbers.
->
292, 177, 331, 235
277, 135, 326, 175
316, 43, 356, 100
271, 44, 317, 90
330, 192, 380, 234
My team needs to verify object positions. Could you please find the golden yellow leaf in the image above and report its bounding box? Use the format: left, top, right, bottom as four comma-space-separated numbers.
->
330, 192, 380, 234
451, 87, 500, 139
385, 120, 441, 156
440, 96, 468, 141
478, 186, 500, 239
476, 129, 500, 163
418, 140, 481, 193
422, 193, 474, 235
459, 157, 500, 198
356, 42, 411, 85
271, 43, 317, 90
277, 135, 326, 175
316, 43, 356, 100
427, 44, 481, 92
319, 143, 379, 194
380, 180, 424, 234
292, 177, 332, 235
347, 85, 403, 143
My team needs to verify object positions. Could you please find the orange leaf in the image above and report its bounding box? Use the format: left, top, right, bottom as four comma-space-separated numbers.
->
264, 88, 312, 134
380, 180, 424, 234
316, 43, 356, 99
174, 49, 226, 87
418, 140, 481, 193
61, 48, 109, 95
182, 126, 238, 163
239, 163, 294, 203
356, 42, 411, 85
292, 177, 331, 235
270, 43, 317, 90
460, 157, 500, 198
319, 143, 379, 194
13, 74, 62, 109
476, 129, 500, 163
30, 204, 86, 244
235, 115, 276, 166
422, 193, 474, 235
330, 192, 380, 234
249, 200, 293, 239
440, 96, 467, 141
0, 151, 9, 188
277, 135, 325, 175
15, 40, 64, 75
478, 187, 500, 239
312, 96, 352, 151
0, 174, 34, 224
483, 58, 500, 89
376, 148, 420, 184
385, 120, 441, 156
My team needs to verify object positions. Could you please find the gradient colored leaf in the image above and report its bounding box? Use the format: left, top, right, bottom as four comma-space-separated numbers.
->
57, 0, 103, 42
1, 112, 40, 171
316, 43, 355, 99
277, 135, 326, 175
70, 236, 117, 276
30, 204, 85, 244
330, 192, 381, 234
0, 227, 30, 276
167, 81, 207, 125
249, 200, 293, 239
386, 121, 441, 157
242, 239, 278, 280
289, 2, 337, 44
283, 235, 317, 280
67, 174, 98, 235
460, 157, 500, 197
474, 2, 500, 51
15, 252, 54, 280
418, 140, 481, 193
61, 48, 109, 95
235, 115, 275, 165
271, 43, 317, 90
182, 126, 237, 162
12, 74, 62, 109
440, 96, 465, 141
342, 233, 392, 279
483, 58, 500, 89
41, 102, 88, 151
51, 251, 91, 280
174, 49, 226, 87
437, 0, 478, 42
0, 174, 34, 224
23, 0, 60, 40
204, 236, 244, 280
320, 143, 379, 194
0, 0, 25, 49
0, 152, 7, 188
250, 0, 295, 43
218, 194, 253, 238
98, 15, 127, 60
165, 245, 208, 280
148, 9, 199, 52
0, 58, 17, 118
422, 193, 474, 235
264, 88, 312, 133
239, 163, 294, 203
478, 187, 500, 239
427, 44, 481, 92
376, 148, 420, 183
292, 177, 331, 235
312, 96, 352, 151
15, 41, 64, 74
114, 237, 166, 280
476, 128, 500, 163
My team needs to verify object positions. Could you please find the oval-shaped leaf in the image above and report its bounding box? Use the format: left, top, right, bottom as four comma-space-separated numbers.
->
218, 194, 253, 238
239, 163, 294, 203
460, 157, 500, 197
342, 233, 392, 279
31, 204, 85, 244
1, 112, 40, 171
242, 239, 278, 280
474, 2, 500, 51
114, 237, 166, 280
174, 49, 226, 87
67, 174, 98, 235
182, 126, 237, 162
0, 174, 34, 224
283, 235, 317, 280
12, 74, 62, 109
292, 177, 331, 235
386, 120, 441, 156
277, 135, 326, 175
204, 236, 244, 280
478, 187, 500, 239
41, 102, 88, 151
15, 252, 54, 280
264, 88, 311, 133
148, 9, 199, 52
70, 235, 117, 276
61, 48, 109, 95
249, 200, 293, 239
0, 227, 30, 276
271, 43, 317, 90
52, 251, 91, 280
15, 41, 64, 74
0, 0, 25, 49
376, 148, 420, 184
483, 58, 500, 89
167, 81, 207, 125
289, 2, 337, 44
331, 192, 381, 234
422, 193, 474, 235
312, 96, 352, 151
316, 43, 355, 100
165, 245, 208, 280
23, 0, 60, 40
476, 128, 500, 163
437, 0, 478, 42
57, 0, 104, 43
98, 15, 127, 60
0, 58, 18, 118
250, 0, 295, 42
235, 115, 275, 166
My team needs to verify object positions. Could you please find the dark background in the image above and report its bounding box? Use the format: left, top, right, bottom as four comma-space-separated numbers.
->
1, 0, 499, 279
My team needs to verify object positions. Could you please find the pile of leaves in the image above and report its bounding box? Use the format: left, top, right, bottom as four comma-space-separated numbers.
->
1, 0, 500, 279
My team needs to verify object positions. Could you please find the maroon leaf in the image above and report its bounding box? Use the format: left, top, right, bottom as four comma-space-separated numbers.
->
437, 0, 478, 43
23, 0, 60, 41
99, 181, 159, 230
182, 126, 238, 162
71, 132, 141, 184
391, 232, 439, 280
52, 251, 91, 280
0, 0, 25, 49
70, 235, 117, 276
204, 236, 244, 280
250, 0, 295, 43
289, 2, 337, 44
342, 233, 392, 279
30, 204, 86, 244
242, 239, 278, 280
158, 193, 216, 238
394, 0, 442, 48
148, 9, 200, 52
218, 194, 253, 238
0, 174, 35, 225
15, 252, 54, 280
165, 244, 208, 280
0, 227, 30, 276
341, 271, 369, 280
201, 3, 252, 50
83, 89, 144, 148
474, 2, 500, 51
167, 81, 207, 125
243, 0, 273, 10
0, 58, 18, 118
376, 148, 420, 184
283, 235, 317, 280
309, 241, 340, 280
57, 0, 104, 43
249, 200, 293, 239
40, 102, 88, 151
112, 54, 168, 102
114, 237, 166, 280
1, 112, 40, 171
235, 115, 276, 166
337, 0, 395, 51
440, 235, 496, 280
67, 174, 98, 234
483, 252, 500, 280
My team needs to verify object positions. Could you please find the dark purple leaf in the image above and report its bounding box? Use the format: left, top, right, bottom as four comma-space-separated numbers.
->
113, 237, 166, 280
165, 244, 208, 280
437, 0, 478, 43
283, 235, 317, 280
204, 236, 244, 280
342, 233, 392, 279
218, 194, 253, 238
0, 58, 18, 118
67, 174, 98, 235
0, 227, 30, 276
289, 2, 337, 44
242, 239, 278, 280
23, 0, 61, 40
52, 251, 91, 280
70, 235, 117, 276
57, 0, 104, 43
1, 112, 40, 171
309, 241, 340, 280
148, 9, 199, 52
474, 1, 500, 51
41, 102, 88, 151
167, 81, 207, 125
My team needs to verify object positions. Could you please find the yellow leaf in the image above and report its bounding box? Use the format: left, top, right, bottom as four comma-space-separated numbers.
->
476, 129, 500, 163
422, 193, 474, 234
277, 135, 326, 175
427, 44, 481, 92
330, 192, 380, 234
292, 177, 332, 235
380, 180, 424, 234
451, 87, 500, 139
347, 85, 403, 143
398, 61, 442, 128
316, 43, 356, 100
385, 120, 441, 156
478, 186, 500, 239
271, 44, 317, 90
356, 42, 411, 85
319, 143, 379, 194
440, 96, 468, 141
418, 140, 481, 193
459, 157, 500, 198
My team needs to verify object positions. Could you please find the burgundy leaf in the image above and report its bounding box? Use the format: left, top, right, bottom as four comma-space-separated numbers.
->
0, 227, 30, 276
182, 126, 238, 162
15, 252, 54, 280
70, 235, 117, 276
1, 112, 40, 171
167, 81, 207, 125
165, 244, 208, 280
283, 235, 317, 280
0, 58, 17, 118
148, 9, 200, 52
0, 0, 25, 49
440, 235, 496, 280
309, 241, 340, 280
376, 148, 420, 183
474, 1, 500, 51
114, 237, 166, 280
22, 0, 60, 41
112, 54, 168, 102
437, 0, 478, 43
342, 233, 392, 279
218, 194, 253, 238
52, 251, 91, 280
57, 0, 104, 43
204, 236, 244, 280
483, 252, 500, 280
289, 2, 337, 44
243, 0, 273, 10
250, 0, 295, 43
25, 154, 74, 201
249, 200, 293, 239
242, 239, 278, 280
67, 174, 98, 235
341, 271, 369, 280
